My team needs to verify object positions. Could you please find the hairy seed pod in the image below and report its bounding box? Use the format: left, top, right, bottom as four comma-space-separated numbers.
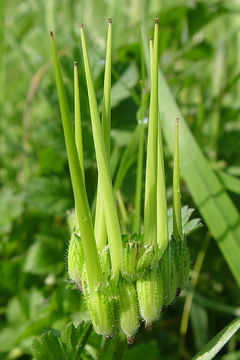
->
160, 242, 178, 306
68, 233, 84, 284
82, 269, 114, 337
172, 236, 190, 289
117, 276, 139, 339
137, 266, 163, 325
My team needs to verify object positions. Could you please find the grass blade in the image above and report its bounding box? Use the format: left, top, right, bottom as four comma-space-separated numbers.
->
192, 317, 240, 360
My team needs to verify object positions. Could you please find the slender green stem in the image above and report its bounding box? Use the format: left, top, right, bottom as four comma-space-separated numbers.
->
50, 31, 102, 293
173, 119, 182, 239
132, 30, 148, 234
144, 20, 159, 246
74, 61, 84, 180
79, 23, 123, 284
132, 123, 145, 233
102, 19, 112, 155
116, 189, 128, 232
95, 19, 112, 251
74, 61, 84, 230
157, 115, 169, 252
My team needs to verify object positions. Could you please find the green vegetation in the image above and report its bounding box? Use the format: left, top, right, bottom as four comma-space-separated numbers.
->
0, 1, 240, 359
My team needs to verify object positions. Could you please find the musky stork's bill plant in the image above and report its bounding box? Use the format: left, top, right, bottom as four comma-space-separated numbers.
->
50, 18, 200, 343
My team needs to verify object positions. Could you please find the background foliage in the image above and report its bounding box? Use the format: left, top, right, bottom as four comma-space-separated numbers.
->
0, 0, 240, 359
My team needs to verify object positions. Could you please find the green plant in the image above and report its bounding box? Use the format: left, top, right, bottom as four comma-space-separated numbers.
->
50, 18, 200, 343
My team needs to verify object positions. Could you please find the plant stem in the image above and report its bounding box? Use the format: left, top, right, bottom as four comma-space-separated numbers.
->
95, 19, 112, 251
144, 20, 159, 246
79, 23, 123, 285
50, 31, 102, 293
116, 189, 128, 233
157, 115, 169, 252
132, 122, 145, 233
74, 61, 84, 180
173, 119, 182, 239
74, 61, 84, 230
132, 31, 148, 234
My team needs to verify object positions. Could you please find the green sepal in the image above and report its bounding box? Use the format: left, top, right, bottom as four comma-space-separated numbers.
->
67, 232, 84, 284
137, 265, 163, 325
171, 236, 190, 289
117, 276, 139, 340
99, 245, 111, 279
160, 242, 177, 306
122, 234, 143, 281
136, 244, 155, 274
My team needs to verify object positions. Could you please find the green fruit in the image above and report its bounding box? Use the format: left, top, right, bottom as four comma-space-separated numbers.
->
82, 269, 114, 337
137, 266, 163, 325
117, 276, 139, 340
67, 233, 84, 284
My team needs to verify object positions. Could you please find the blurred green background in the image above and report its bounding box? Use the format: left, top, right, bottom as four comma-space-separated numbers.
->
1, 0, 240, 359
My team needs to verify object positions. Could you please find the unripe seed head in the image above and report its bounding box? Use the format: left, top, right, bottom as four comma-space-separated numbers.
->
82, 269, 114, 337
137, 266, 163, 324
68, 233, 84, 284
117, 276, 139, 338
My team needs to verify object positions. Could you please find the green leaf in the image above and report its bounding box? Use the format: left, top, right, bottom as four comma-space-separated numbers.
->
61, 322, 92, 359
122, 340, 159, 360
190, 303, 209, 351
192, 317, 240, 360
0, 187, 24, 234
32, 330, 64, 360
167, 206, 201, 239
31, 322, 92, 360
217, 170, 240, 194
23, 234, 64, 275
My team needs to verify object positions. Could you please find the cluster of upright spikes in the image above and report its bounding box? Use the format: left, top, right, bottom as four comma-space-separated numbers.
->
50, 18, 191, 343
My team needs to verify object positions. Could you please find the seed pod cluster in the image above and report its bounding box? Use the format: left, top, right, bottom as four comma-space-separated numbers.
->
67, 231, 191, 340
51, 17, 199, 344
